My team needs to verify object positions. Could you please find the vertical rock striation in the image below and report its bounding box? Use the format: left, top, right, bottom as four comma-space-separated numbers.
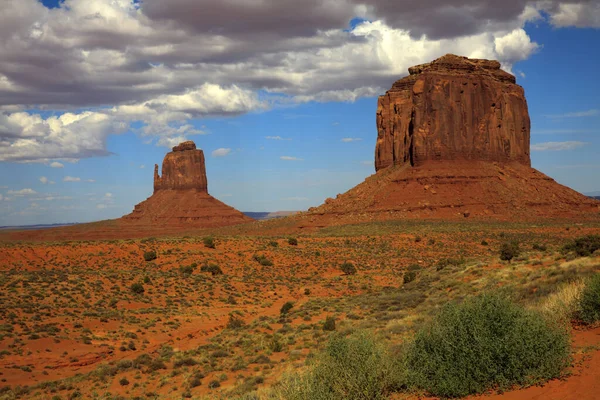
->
375, 54, 531, 171
153, 141, 208, 193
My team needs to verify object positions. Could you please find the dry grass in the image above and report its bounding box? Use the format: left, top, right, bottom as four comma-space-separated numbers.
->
539, 279, 586, 323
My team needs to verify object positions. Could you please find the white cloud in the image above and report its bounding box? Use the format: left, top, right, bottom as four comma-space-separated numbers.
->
545, 109, 599, 118
39, 176, 48, 184
63, 176, 81, 182
212, 148, 232, 157
341, 138, 362, 142
280, 156, 303, 161
0, 0, 590, 164
105, 193, 112, 198
86, 179, 96, 183
140, 164, 145, 169
50, 162, 64, 168
531, 141, 587, 151
265, 136, 291, 140
7, 188, 37, 196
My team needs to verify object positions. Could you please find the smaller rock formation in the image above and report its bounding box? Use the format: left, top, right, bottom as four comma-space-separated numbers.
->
122, 141, 252, 228
153, 141, 208, 192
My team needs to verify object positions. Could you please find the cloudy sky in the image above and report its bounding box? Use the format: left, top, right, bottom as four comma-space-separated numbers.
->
0, 0, 599, 225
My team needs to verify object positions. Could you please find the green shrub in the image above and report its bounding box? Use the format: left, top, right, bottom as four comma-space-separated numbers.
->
406, 294, 570, 398
253, 254, 273, 266
269, 240, 279, 247
179, 265, 195, 275
403, 271, 417, 284
130, 283, 144, 294
532, 243, 547, 252
119, 378, 129, 386
340, 262, 357, 275
208, 380, 221, 389
200, 264, 223, 276
499, 241, 520, 261
203, 236, 216, 249
578, 274, 600, 325
288, 237, 298, 246
280, 301, 294, 315
562, 235, 600, 257
227, 314, 246, 329
276, 332, 404, 400
323, 316, 336, 331
143, 251, 157, 262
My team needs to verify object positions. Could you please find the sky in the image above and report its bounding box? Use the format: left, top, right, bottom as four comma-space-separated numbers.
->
0, 0, 599, 225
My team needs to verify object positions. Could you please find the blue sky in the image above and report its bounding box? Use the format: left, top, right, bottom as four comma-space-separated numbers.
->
0, 0, 599, 225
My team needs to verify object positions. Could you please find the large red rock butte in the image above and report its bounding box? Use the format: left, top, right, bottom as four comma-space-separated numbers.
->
297, 54, 599, 225
122, 141, 252, 228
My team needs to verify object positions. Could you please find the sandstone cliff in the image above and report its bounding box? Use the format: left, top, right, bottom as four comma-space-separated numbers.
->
154, 141, 208, 193
375, 54, 531, 171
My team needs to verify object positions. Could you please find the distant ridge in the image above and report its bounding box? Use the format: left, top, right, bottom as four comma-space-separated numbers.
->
243, 211, 300, 220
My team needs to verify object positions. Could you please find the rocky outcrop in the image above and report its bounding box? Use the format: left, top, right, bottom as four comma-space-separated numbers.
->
154, 141, 208, 193
375, 54, 531, 171
295, 54, 599, 225
122, 141, 252, 228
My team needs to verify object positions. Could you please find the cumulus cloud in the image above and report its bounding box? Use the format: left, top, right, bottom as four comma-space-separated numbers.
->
341, 138, 362, 142
7, 188, 36, 196
531, 141, 587, 151
63, 176, 81, 182
0, 0, 592, 162
50, 162, 64, 168
39, 176, 48, 184
280, 156, 303, 161
212, 148, 232, 157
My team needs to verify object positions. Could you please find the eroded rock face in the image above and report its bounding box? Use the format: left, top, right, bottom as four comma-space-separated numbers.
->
154, 141, 208, 193
375, 54, 531, 171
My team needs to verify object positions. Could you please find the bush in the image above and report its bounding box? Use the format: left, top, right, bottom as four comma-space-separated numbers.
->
130, 283, 144, 294
578, 274, 600, 325
180, 265, 195, 275
200, 264, 223, 276
562, 235, 600, 257
406, 294, 570, 398
208, 380, 221, 389
143, 251, 157, 262
403, 271, 417, 284
226, 314, 246, 329
280, 301, 294, 315
532, 243, 547, 252
253, 254, 273, 266
203, 236, 216, 249
269, 240, 279, 247
276, 332, 404, 400
340, 262, 357, 275
119, 378, 129, 386
288, 237, 298, 246
323, 316, 336, 331
499, 241, 520, 261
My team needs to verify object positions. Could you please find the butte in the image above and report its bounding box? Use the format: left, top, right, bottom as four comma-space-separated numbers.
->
300, 54, 599, 225
122, 141, 252, 228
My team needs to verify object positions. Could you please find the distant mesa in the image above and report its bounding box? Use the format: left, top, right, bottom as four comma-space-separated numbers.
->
122, 141, 252, 228
300, 54, 599, 224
